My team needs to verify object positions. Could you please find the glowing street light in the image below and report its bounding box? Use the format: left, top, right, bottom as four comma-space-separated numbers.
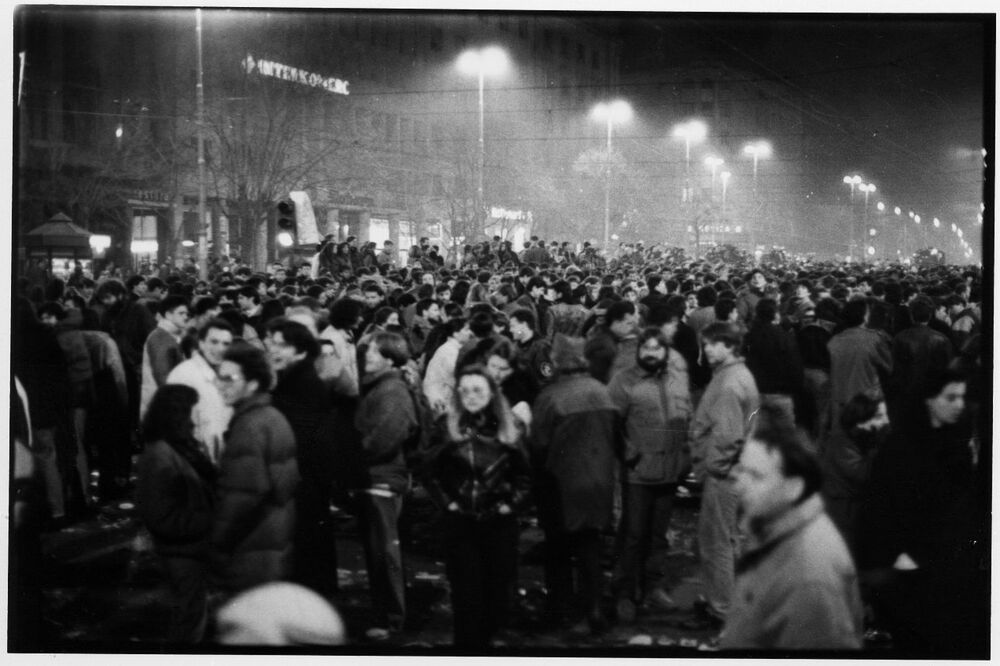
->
743, 141, 772, 252
933, 218, 941, 228
457, 46, 510, 229
876, 201, 885, 212
843, 174, 863, 201
704, 155, 725, 191
591, 99, 632, 253
672, 120, 708, 171
894, 206, 901, 215
720, 170, 732, 228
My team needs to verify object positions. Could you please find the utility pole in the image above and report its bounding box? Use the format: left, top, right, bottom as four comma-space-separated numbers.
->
196, 9, 208, 280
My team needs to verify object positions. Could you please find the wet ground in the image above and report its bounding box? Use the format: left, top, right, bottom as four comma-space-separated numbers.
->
27, 482, 892, 656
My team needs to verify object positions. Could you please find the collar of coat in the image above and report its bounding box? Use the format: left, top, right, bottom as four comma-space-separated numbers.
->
231, 391, 272, 419
737, 494, 825, 571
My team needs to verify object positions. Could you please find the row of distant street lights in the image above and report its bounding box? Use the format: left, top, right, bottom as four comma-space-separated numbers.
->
842, 174, 978, 262
456, 46, 773, 254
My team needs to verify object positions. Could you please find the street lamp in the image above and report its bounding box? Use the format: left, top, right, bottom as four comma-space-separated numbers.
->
720, 170, 731, 244
457, 46, 509, 230
843, 174, 863, 201
591, 99, 633, 254
673, 120, 708, 172
704, 155, 725, 192
743, 141, 772, 253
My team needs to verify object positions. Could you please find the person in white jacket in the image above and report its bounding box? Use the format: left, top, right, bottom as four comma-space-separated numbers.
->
422, 318, 471, 413
165, 318, 234, 464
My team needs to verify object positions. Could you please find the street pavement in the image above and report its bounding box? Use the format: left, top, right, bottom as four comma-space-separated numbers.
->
32, 483, 891, 655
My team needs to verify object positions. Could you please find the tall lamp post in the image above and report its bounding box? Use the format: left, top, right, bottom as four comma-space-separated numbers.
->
720, 170, 731, 245
591, 100, 632, 254
457, 46, 509, 231
673, 120, 707, 255
743, 141, 771, 255
704, 156, 724, 245
842, 174, 862, 259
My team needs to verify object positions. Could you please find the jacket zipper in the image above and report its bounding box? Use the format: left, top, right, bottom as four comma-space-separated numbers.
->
468, 435, 478, 508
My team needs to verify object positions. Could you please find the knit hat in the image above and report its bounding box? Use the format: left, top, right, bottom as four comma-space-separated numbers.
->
215, 582, 346, 646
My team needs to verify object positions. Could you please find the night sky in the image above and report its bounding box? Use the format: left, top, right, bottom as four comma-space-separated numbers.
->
603, 13, 989, 234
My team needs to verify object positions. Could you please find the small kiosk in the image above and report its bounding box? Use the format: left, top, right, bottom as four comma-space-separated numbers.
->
22, 213, 95, 279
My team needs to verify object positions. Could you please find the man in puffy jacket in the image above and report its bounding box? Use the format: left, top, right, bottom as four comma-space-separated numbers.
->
608, 328, 692, 623
686, 322, 760, 630
211, 342, 299, 594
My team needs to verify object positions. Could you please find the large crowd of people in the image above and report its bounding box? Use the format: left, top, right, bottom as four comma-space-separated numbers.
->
11, 233, 988, 654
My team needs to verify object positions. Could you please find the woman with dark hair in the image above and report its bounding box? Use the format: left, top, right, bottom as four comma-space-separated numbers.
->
859, 366, 986, 656
137, 384, 216, 643
821, 388, 889, 556
422, 365, 532, 649
329, 242, 354, 277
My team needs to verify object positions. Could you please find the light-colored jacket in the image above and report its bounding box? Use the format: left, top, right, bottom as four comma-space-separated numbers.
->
423, 337, 461, 409
721, 494, 863, 650
608, 349, 692, 485
166, 352, 232, 464
689, 357, 760, 481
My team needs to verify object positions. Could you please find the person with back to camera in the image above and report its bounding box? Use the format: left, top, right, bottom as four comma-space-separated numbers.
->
137, 384, 216, 643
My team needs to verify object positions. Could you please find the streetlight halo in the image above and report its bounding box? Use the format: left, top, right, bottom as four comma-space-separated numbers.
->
456, 46, 509, 77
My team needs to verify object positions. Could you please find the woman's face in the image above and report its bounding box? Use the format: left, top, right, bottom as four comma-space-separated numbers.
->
925, 381, 966, 427
458, 374, 493, 414
385, 312, 400, 327
485, 354, 514, 385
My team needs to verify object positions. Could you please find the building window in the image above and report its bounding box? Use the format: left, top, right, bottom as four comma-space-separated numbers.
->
700, 101, 714, 115
577, 42, 585, 62
430, 27, 442, 51
518, 19, 528, 38
560, 36, 568, 57
591, 50, 599, 69
498, 18, 509, 31
543, 29, 552, 51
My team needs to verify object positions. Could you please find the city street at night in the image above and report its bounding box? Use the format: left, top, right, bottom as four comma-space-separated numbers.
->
10, 4, 990, 659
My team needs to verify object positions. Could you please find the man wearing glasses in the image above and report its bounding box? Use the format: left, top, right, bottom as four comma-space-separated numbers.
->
211, 342, 299, 594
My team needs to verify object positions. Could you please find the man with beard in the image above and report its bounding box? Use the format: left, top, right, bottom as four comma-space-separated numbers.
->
166, 319, 234, 464
266, 318, 340, 598
608, 328, 693, 623
685, 322, 760, 631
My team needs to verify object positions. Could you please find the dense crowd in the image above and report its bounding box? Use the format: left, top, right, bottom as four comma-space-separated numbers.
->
11, 233, 988, 653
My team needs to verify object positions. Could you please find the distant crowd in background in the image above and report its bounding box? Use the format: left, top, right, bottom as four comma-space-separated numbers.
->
11, 230, 987, 654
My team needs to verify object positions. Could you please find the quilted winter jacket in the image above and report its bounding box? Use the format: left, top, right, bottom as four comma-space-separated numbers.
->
211, 392, 299, 592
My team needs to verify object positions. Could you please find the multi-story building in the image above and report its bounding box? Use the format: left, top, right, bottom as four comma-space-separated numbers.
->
16, 8, 622, 270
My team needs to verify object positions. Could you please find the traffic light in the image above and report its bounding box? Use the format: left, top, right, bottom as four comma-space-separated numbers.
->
276, 198, 296, 247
